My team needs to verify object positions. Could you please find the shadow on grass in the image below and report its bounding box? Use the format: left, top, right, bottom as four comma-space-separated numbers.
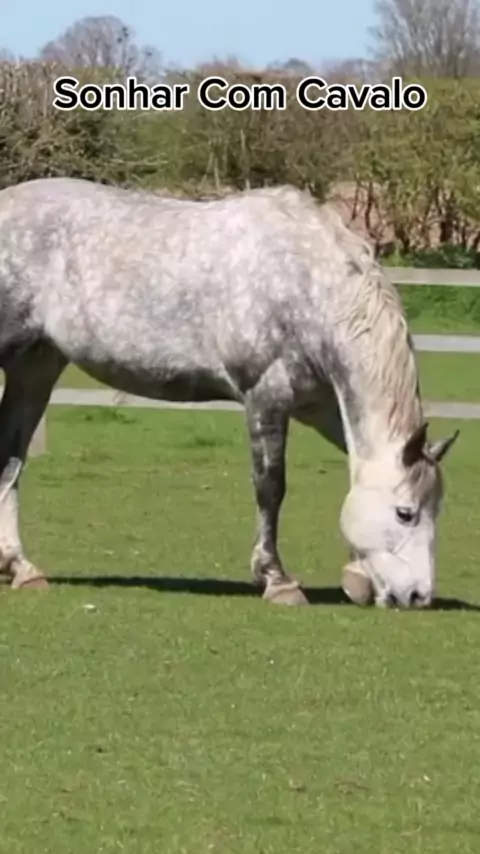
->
50, 575, 347, 605
48, 575, 480, 611
431, 597, 480, 612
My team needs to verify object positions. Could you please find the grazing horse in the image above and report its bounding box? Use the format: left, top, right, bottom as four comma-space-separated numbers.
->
0, 178, 458, 606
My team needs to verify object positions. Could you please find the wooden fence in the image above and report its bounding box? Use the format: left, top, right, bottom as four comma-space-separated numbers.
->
26, 267, 480, 456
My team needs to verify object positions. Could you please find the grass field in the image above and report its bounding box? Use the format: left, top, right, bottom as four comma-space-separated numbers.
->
2, 406, 480, 853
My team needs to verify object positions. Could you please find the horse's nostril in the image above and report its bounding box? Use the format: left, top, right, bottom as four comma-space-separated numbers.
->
408, 590, 431, 608
382, 590, 431, 609
385, 591, 428, 608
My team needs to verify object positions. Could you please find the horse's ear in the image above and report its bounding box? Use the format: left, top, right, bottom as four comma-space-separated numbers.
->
402, 422, 429, 467
427, 429, 460, 463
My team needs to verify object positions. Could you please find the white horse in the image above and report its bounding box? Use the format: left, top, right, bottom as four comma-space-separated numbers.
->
0, 178, 458, 606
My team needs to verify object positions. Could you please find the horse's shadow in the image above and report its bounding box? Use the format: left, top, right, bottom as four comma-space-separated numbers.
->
49, 575, 480, 611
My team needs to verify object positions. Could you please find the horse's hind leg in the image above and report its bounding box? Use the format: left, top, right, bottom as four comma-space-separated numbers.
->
0, 342, 66, 589
245, 399, 308, 606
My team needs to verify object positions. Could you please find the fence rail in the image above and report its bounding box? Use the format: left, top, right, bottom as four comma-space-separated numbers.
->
25, 266, 480, 455
383, 267, 480, 287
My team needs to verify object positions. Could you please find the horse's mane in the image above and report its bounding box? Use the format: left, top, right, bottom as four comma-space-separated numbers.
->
300, 203, 444, 499
316, 206, 422, 434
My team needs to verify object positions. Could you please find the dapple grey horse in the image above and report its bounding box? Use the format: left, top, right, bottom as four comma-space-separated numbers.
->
0, 178, 458, 606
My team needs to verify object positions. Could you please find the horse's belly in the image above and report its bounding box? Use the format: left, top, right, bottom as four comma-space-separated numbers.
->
75, 359, 239, 403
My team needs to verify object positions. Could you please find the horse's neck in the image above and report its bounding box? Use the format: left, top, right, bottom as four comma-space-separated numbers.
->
300, 245, 423, 478
330, 353, 423, 484
333, 383, 396, 481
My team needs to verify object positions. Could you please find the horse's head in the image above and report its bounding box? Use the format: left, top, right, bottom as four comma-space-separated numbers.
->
339, 422, 459, 608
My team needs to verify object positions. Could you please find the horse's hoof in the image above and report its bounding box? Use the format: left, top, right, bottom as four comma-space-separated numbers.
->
11, 575, 49, 591
342, 562, 373, 606
263, 580, 309, 606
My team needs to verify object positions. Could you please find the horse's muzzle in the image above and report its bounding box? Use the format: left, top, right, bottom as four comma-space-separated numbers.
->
378, 589, 432, 609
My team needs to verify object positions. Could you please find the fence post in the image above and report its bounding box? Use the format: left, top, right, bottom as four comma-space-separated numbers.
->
28, 415, 46, 457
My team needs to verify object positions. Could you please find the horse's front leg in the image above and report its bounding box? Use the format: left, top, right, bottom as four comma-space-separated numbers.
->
245, 401, 309, 606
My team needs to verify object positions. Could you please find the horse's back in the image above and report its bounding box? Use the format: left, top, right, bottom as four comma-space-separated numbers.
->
0, 178, 371, 407
0, 181, 318, 396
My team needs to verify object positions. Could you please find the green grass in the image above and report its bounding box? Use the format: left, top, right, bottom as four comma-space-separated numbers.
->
408, 314, 480, 335
416, 353, 480, 402
2, 407, 480, 853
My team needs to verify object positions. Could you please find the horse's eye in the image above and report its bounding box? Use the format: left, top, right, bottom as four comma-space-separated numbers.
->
396, 507, 416, 525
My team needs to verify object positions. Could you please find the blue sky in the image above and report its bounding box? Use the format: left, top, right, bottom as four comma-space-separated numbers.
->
4, 0, 376, 69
